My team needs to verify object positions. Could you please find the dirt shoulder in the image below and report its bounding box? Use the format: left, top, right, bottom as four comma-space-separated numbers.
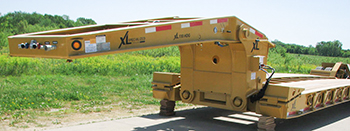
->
1, 104, 199, 131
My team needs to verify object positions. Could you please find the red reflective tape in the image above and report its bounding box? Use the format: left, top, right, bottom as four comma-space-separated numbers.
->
315, 104, 322, 108
304, 107, 310, 111
255, 32, 264, 38
288, 111, 296, 116
190, 21, 203, 27
156, 25, 172, 31
217, 18, 228, 23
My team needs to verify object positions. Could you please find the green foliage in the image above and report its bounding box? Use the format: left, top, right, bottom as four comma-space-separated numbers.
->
272, 39, 348, 57
0, 11, 96, 35
0, 11, 96, 51
269, 44, 287, 57
0, 32, 11, 50
126, 46, 180, 57
76, 17, 97, 26
0, 52, 180, 76
268, 50, 350, 74
316, 40, 343, 57
0, 74, 158, 117
342, 49, 350, 57
272, 40, 312, 55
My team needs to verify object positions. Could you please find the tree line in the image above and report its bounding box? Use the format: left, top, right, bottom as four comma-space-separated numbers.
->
271, 40, 350, 57
0, 11, 96, 50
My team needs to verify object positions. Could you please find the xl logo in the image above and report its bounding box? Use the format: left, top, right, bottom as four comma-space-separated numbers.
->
119, 31, 131, 48
251, 39, 260, 52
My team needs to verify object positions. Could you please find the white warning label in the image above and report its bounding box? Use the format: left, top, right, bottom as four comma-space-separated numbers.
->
85, 40, 97, 53
96, 35, 106, 43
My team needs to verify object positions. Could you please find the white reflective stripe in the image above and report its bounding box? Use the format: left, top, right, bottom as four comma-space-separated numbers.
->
181, 23, 190, 28
210, 19, 218, 24
250, 28, 256, 34
145, 27, 156, 33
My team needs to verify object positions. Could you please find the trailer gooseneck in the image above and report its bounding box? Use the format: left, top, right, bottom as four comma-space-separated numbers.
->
8, 16, 350, 130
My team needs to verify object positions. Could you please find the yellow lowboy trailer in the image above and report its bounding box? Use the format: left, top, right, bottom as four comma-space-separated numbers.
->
8, 16, 350, 130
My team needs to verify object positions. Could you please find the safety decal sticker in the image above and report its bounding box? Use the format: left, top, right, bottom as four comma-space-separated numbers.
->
84, 35, 110, 53
181, 21, 203, 28
210, 18, 228, 24
96, 35, 110, 52
96, 35, 106, 43
145, 25, 172, 33
97, 42, 110, 52
85, 40, 97, 53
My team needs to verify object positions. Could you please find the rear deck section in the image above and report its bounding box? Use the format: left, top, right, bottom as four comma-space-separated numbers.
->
256, 73, 350, 119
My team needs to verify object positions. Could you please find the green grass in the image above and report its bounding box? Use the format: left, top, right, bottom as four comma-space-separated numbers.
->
0, 52, 180, 76
0, 74, 165, 128
0, 75, 158, 115
0, 47, 183, 127
268, 52, 350, 74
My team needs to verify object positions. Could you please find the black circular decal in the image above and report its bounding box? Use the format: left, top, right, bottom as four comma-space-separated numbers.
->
71, 40, 82, 50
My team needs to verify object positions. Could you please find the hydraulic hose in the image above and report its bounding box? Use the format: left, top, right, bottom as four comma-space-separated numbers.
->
250, 65, 275, 103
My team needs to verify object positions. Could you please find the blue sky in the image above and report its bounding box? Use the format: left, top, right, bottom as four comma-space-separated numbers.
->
1, 0, 349, 49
